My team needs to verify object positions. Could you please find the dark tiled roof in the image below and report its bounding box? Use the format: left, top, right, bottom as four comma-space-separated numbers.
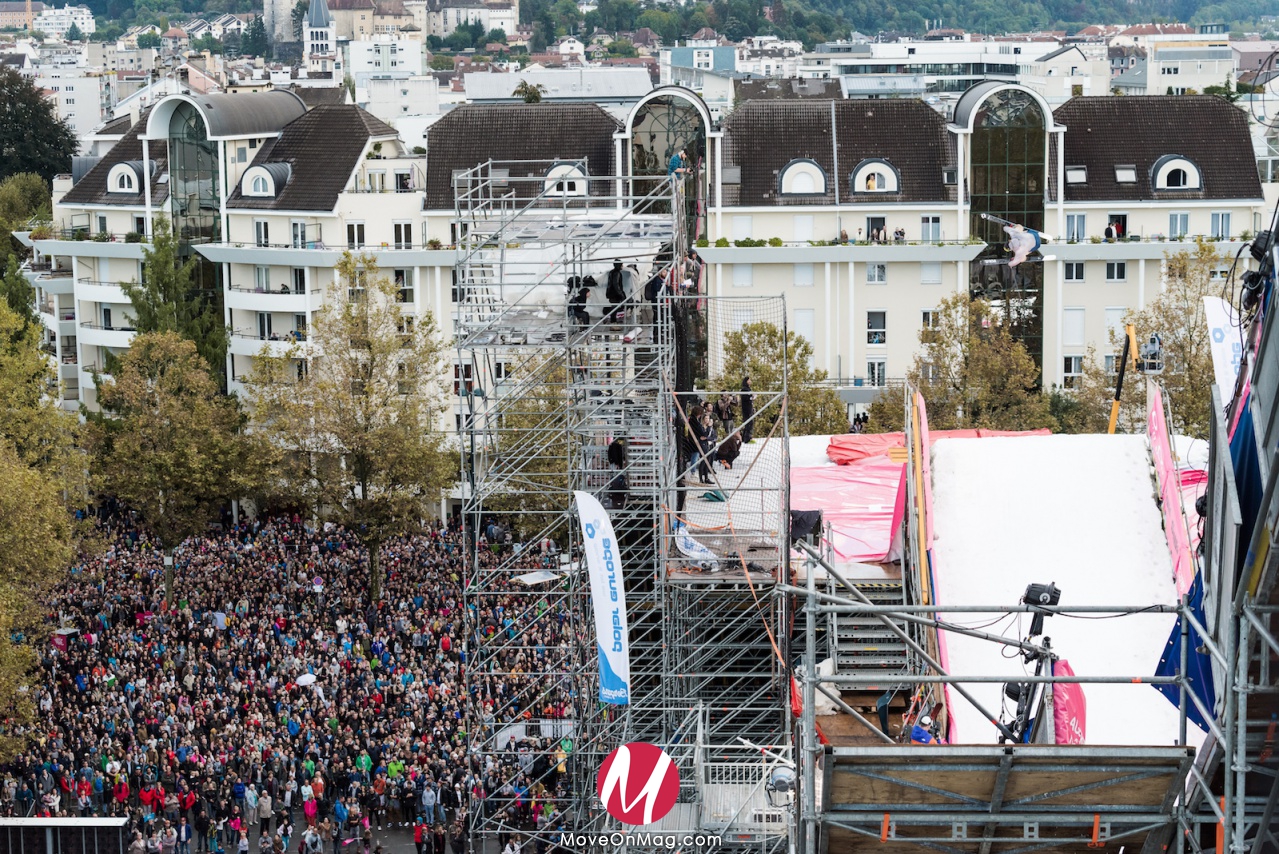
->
227, 105, 393, 211
94, 114, 133, 136
721, 99, 952, 206
424, 103, 620, 209
61, 111, 169, 207
734, 78, 841, 102
289, 86, 348, 107
1052, 96, 1262, 202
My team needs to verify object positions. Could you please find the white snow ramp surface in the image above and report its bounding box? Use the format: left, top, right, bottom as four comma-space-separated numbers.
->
930, 434, 1184, 746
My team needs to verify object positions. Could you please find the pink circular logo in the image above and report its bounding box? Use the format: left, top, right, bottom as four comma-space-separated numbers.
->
597, 742, 680, 826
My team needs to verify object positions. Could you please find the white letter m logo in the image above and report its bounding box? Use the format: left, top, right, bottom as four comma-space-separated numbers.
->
600, 745, 673, 825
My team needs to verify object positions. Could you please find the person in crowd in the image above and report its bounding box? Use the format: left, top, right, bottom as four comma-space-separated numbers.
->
4, 513, 589, 854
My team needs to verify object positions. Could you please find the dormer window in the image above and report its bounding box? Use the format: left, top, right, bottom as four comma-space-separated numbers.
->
779, 159, 826, 196
242, 163, 291, 198
545, 162, 587, 197
107, 162, 148, 194
850, 158, 900, 195
1065, 166, 1087, 184
1152, 155, 1201, 191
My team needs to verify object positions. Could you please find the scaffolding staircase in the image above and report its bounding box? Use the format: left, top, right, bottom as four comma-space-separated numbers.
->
827, 578, 914, 689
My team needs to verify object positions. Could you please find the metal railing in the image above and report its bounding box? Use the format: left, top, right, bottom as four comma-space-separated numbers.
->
79, 322, 136, 332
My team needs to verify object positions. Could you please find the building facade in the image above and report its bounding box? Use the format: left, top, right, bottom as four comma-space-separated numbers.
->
22, 85, 1264, 421
33, 3, 93, 38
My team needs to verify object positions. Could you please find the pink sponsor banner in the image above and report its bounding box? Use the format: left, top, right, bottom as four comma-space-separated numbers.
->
1052, 659, 1087, 744
1147, 384, 1196, 595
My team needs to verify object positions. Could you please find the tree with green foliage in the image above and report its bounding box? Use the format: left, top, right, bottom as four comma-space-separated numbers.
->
0, 172, 50, 259
1204, 76, 1239, 102
606, 38, 638, 57
191, 33, 224, 53
241, 15, 268, 57
867, 293, 1056, 433
429, 53, 455, 70
120, 215, 228, 386
513, 79, 547, 102
137, 31, 161, 49
0, 67, 77, 183
713, 321, 848, 436
246, 252, 455, 604
292, 0, 310, 40
87, 331, 268, 599
64, 23, 83, 41
0, 256, 37, 330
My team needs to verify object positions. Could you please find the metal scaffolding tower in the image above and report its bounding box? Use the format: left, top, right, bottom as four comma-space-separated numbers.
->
455, 163, 790, 853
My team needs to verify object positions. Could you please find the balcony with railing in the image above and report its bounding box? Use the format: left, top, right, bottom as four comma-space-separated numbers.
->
225, 283, 319, 312
78, 321, 136, 348
228, 328, 305, 357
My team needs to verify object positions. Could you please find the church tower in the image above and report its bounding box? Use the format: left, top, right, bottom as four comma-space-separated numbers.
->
304, 0, 341, 77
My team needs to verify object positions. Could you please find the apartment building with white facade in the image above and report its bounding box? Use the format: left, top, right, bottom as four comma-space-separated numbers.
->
33, 3, 94, 39
21, 84, 1264, 420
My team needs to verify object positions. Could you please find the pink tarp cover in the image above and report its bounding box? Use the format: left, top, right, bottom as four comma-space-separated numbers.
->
1148, 385, 1197, 595
790, 459, 906, 562
826, 429, 1052, 466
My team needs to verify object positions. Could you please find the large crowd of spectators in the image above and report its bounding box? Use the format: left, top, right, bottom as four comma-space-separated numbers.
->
1, 513, 582, 854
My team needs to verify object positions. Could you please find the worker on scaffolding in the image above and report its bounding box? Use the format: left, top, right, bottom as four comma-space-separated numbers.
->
910, 714, 939, 744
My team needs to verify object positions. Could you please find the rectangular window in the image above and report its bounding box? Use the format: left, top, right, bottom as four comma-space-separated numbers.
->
793, 308, 815, 347
254, 220, 269, 247
257, 312, 272, 340
921, 215, 941, 243
393, 222, 412, 249
867, 310, 886, 345
866, 263, 886, 284
1066, 214, 1086, 241
1065, 166, 1088, 184
867, 359, 886, 387
254, 265, 270, 292
1170, 212, 1188, 239
1064, 262, 1084, 282
793, 215, 814, 243
96, 214, 107, 235
348, 270, 367, 302
920, 262, 942, 285
291, 220, 307, 249
793, 263, 814, 287
347, 222, 365, 248
135, 215, 145, 234
732, 264, 753, 287
1063, 355, 1083, 388
1106, 261, 1127, 282
292, 268, 306, 294
368, 171, 386, 193
1211, 212, 1231, 239
453, 363, 473, 395
1064, 308, 1085, 347
1105, 307, 1126, 343
921, 309, 940, 343
395, 269, 413, 303
1107, 213, 1128, 238
1115, 166, 1138, 184
237, 146, 247, 163
732, 216, 752, 241
1105, 354, 1118, 375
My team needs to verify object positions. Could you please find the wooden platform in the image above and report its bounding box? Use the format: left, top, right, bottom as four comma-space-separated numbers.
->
821, 744, 1195, 854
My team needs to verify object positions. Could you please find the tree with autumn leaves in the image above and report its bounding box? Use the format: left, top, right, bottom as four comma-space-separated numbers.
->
245, 252, 455, 603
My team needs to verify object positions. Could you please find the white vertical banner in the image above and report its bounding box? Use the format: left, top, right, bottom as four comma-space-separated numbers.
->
574, 491, 631, 705
1203, 296, 1243, 405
